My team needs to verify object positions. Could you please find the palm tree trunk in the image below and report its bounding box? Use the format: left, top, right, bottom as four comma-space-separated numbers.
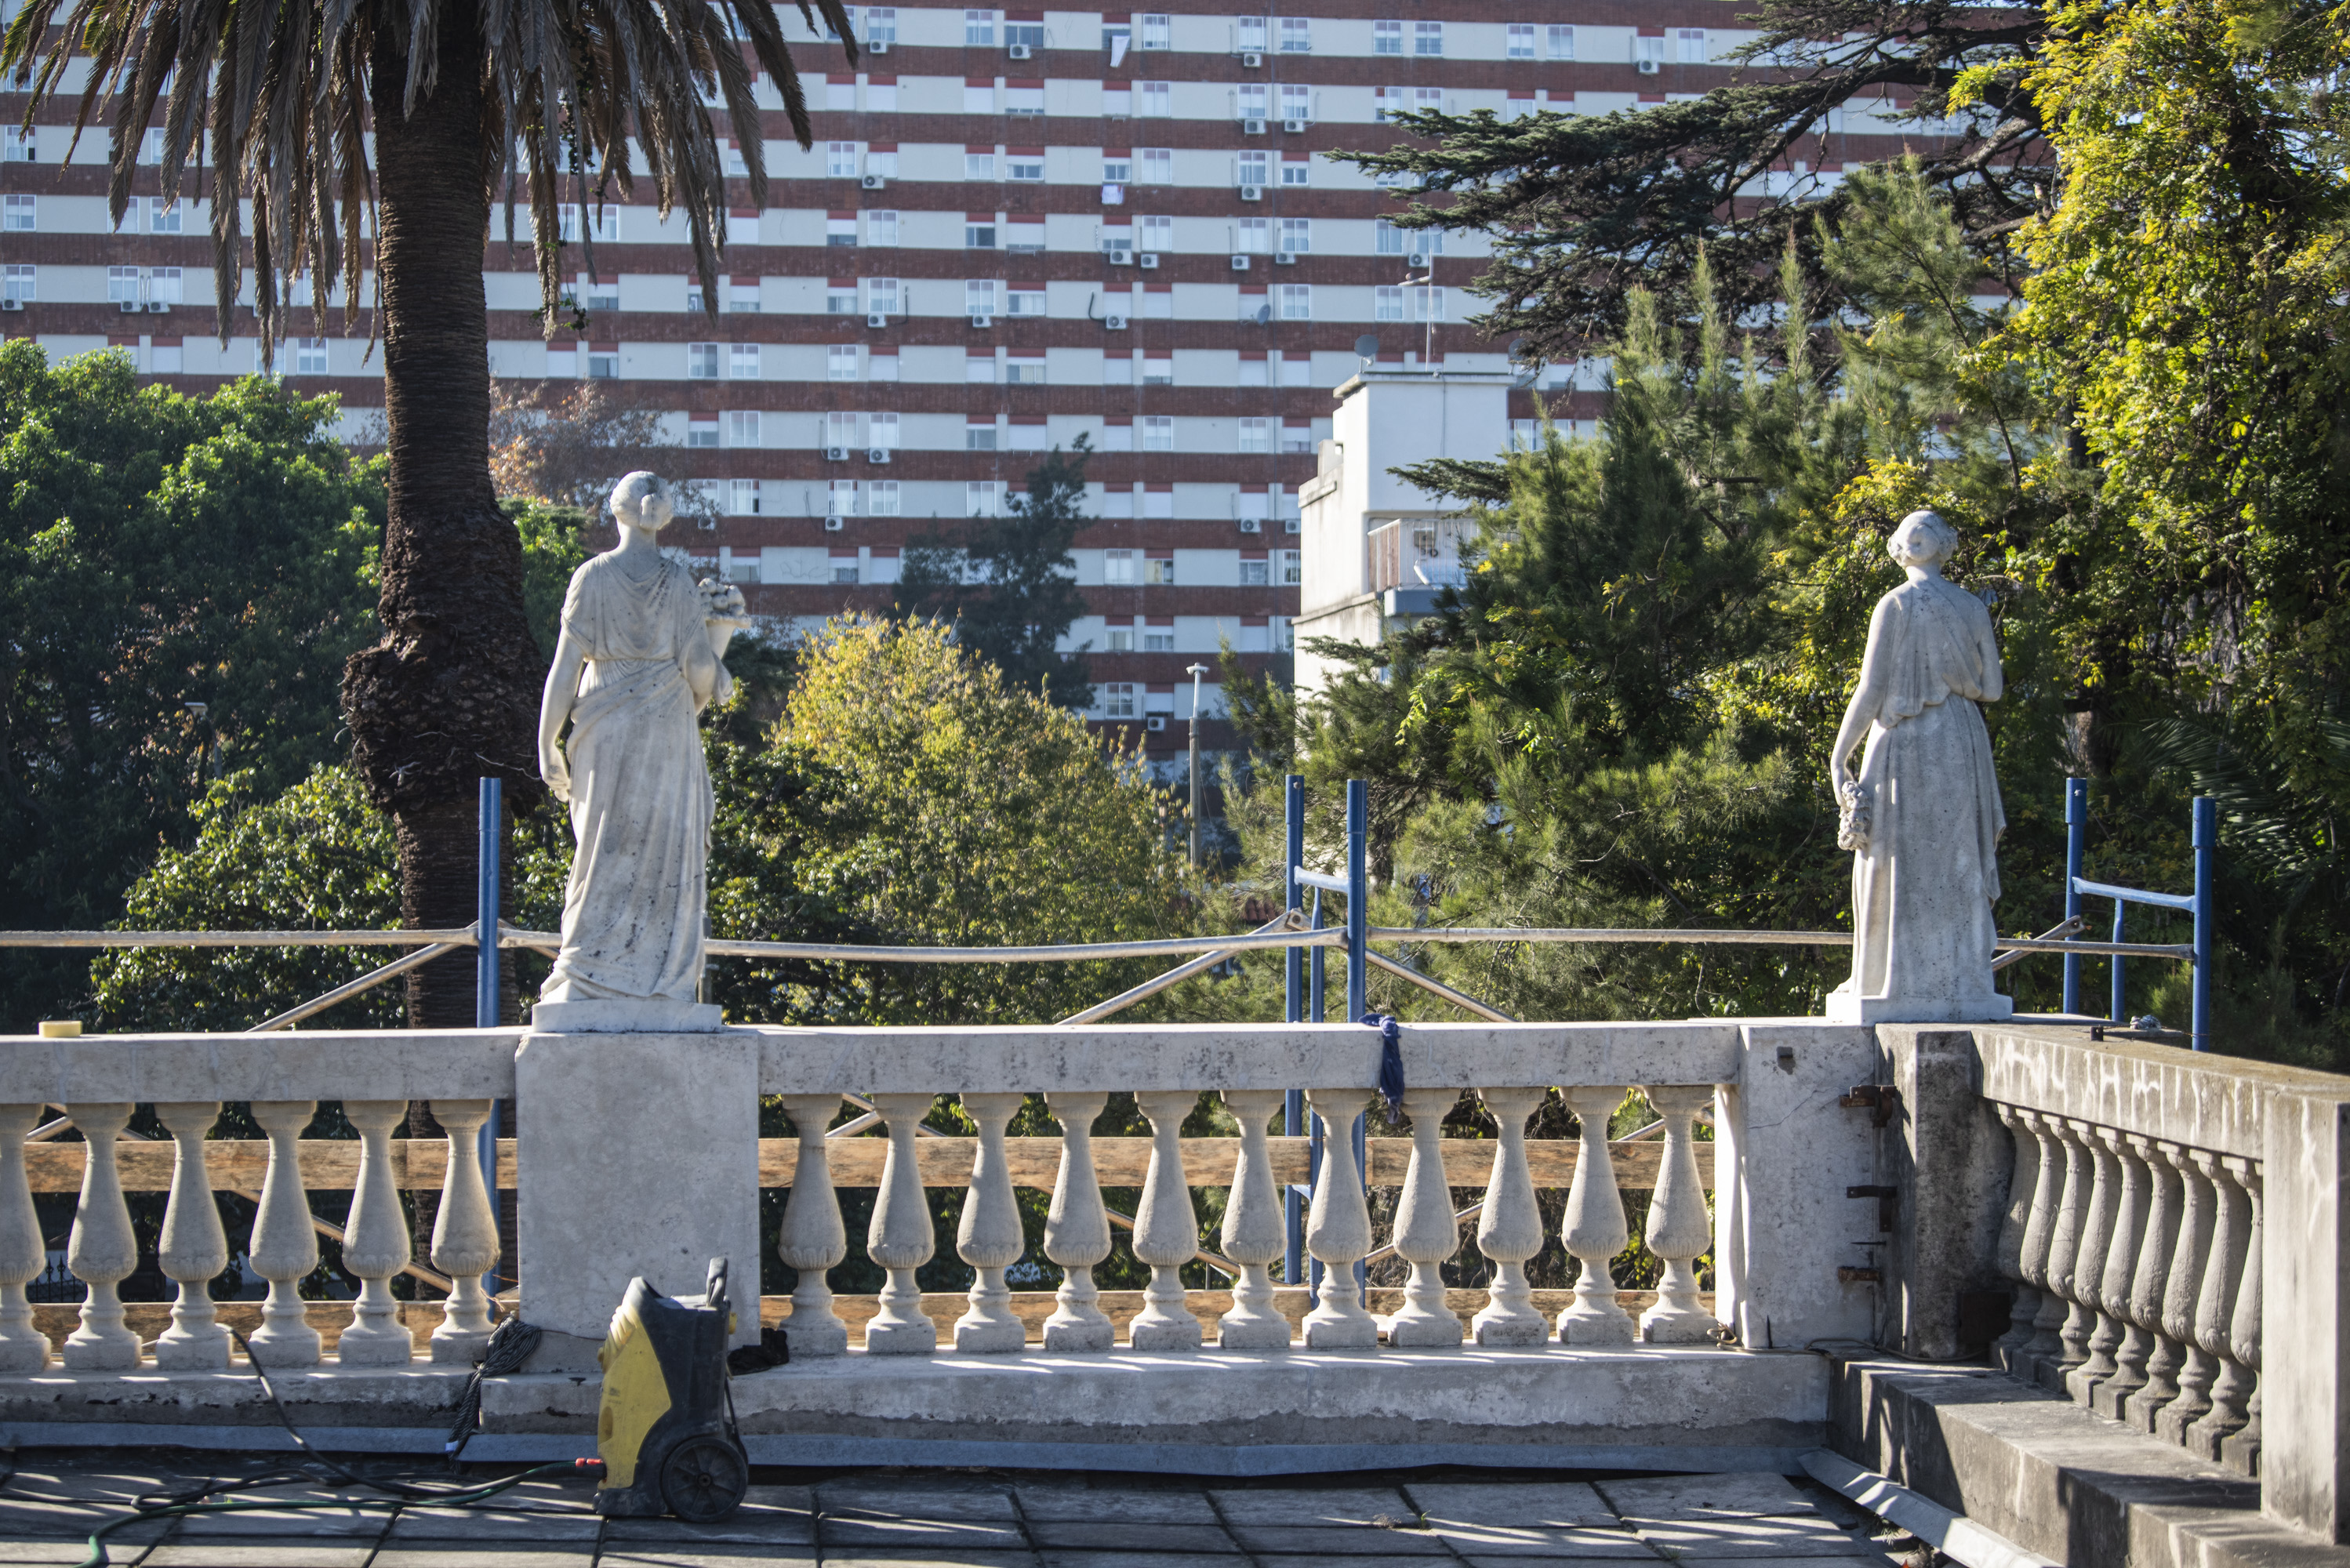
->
342, 0, 543, 1028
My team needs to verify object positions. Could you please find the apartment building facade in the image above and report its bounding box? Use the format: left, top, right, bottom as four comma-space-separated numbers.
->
2, 0, 1904, 765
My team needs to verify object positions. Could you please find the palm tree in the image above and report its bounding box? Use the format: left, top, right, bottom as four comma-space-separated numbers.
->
4, 0, 850, 1024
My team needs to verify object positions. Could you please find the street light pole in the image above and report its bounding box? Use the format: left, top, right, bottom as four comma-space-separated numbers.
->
1186, 662, 1210, 864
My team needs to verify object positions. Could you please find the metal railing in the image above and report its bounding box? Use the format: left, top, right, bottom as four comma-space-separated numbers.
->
2061, 779, 2214, 1049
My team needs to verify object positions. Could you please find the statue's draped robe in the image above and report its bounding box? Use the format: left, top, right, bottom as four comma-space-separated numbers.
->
543, 552, 728, 1004
1836, 575, 2007, 1014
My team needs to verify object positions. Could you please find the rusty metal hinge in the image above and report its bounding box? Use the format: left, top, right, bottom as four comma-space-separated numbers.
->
1847, 1183, 1898, 1232
1838, 1266, 1882, 1284
1839, 1083, 1904, 1128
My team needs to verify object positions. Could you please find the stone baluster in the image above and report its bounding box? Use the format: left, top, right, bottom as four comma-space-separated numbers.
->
2220, 1163, 2262, 1475
0, 1105, 52, 1371
865, 1092, 939, 1355
775, 1094, 849, 1356
2156, 1149, 2245, 1446
245, 1101, 321, 1367
1216, 1089, 1292, 1348
1387, 1087, 1464, 1348
426, 1099, 499, 1364
2035, 1118, 2094, 1392
63, 1102, 141, 1370
1558, 1086, 1633, 1345
1041, 1091, 1113, 1352
2130, 1146, 2216, 1433
1469, 1087, 1549, 1347
1990, 1105, 2041, 1373
953, 1093, 1028, 1353
1130, 1089, 1204, 1351
149, 1102, 230, 1370
336, 1101, 415, 1366
2016, 1112, 2069, 1377
2183, 1157, 2257, 1458
2065, 1125, 2134, 1403
1637, 1086, 1716, 1343
2094, 1134, 2179, 1420
1301, 1088, 1377, 1348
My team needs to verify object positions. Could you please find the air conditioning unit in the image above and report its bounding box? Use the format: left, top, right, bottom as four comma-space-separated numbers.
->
1636, 57, 1661, 74
1284, 118, 1309, 132
1240, 50, 1262, 66
1107, 246, 1134, 265
1229, 254, 1251, 270
1284, 517, 1302, 534
147, 300, 172, 312
1008, 42, 1032, 58
826, 446, 851, 461
1276, 252, 1298, 265
824, 516, 846, 532
119, 299, 142, 314
1242, 117, 1267, 134
866, 38, 888, 53
1146, 715, 1168, 731
0, 299, 21, 312
1138, 252, 1160, 269
861, 174, 888, 190
1239, 184, 1263, 201
867, 447, 892, 463
1237, 517, 1263, 533
970, 313, 993, 328
866, 312, 889, 328
1105, 314, 1128, 329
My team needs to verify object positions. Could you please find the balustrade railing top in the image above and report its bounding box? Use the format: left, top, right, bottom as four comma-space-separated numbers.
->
1973, 1023, 2337, 1161
0, 1030, 518, 1106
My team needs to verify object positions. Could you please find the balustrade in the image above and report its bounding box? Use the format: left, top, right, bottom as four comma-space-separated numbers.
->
1558, 1086, 1633, 1345
63, 1102, 140, 1370
1215, 1089, 1291, 1348
0, 1105, 49, 1371
775, 1094, 850, 1357
1041, 1091, 1113, 1352
151, 1102, 228, 1370
1468, 1086, 1549, 1348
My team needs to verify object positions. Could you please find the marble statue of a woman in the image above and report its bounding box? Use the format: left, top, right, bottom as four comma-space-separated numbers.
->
1825, 510, 2014, 1024
536, 472, 749, 1026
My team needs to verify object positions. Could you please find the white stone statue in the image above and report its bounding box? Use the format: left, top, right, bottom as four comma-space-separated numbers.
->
536, 472, 750, 1025
1825, 510, 2014, 1024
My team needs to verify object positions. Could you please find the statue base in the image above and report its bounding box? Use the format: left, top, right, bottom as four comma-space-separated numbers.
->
530, 998, 725, 1033
1824, 990, 2014, 1025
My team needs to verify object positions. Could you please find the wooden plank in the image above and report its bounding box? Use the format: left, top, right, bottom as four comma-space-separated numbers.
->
30, 1289, 1718, 1356
23, 1135, 1701, 1192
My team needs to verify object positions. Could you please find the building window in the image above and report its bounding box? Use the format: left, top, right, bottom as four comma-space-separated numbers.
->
966, 216, 998, 249
731, 479, 762, 514
1141, 416, 1174, 452
1281, 424, 1313, 454
2, 127, 33, 162
828, 344, 859, 380
968, 421, 998, 450
1139, 147, 1173, 184
729, 281, 759, 312
866, 210, 899, 246
148, 197, 181, 234
826, 141, 859, 179
1139, 12, 1170, 48
1678, 27, 1707, 60
109, 266, 143, 307
688, 418, 720, 448
688, 343, 720, 379
1281, 155, 1309, 187
3, 194, 34, 231
1412, 286, 1446, 322
1280, 85, 1311, 124
730, 343, 761, 378
828, 480, 858, 517
587, 345, 619, 379
868, 480, 902, 515
1139, 81, 1172, 117
1142, 353, 1172, 385
832, 555, 859, 584
1376, 219, 1405, 255
1237, 83, 1269, 122
1549, 23, 1575, 58
1008, 151, 1044, 181
1278, 284, 1310, 321
826, 280, 859, 313
1006, 19, 1043, 48
1145, 554, 1175, 583
965, 280, 998, 316
725, 554, 759, 585
1414, 20, 1443, 54
1008, 354, 1047, 384
1104, 550, 1138, 584
1237, 418, 1272, 453
1, 265, 32, 304
865, 6, 896, 42
1373, 19, 1402, 54
1277, 548, 1301, 585
1637, 34, 1667, 66
1375, 285, 1404, 322
1237, 216, 1269, 253
1279, 16, 1309, 51
1240, 557, 1270, 586
293, 338, 329, 375
1104, 683, 1138, 719
1238, 151, 1271, 188
964, 9, 995, 45
967, 481, 1002, 516
866, 277, 901, 315
1139, 214, 1173, 252
1507, 23, 1536, 58
1279, 217, 1309, 253
728, 411, 761, 446
1009, 286, 1046, 316
1236, 15, 1266, 53
1005, 82, 1044, 114
1106, 624, 1135, 652
1144, 626, 1175, 652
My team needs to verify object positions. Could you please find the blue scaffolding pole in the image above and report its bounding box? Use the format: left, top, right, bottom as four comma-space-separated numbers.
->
474, 777, 503, 1287
2061, 782, 2216, 1051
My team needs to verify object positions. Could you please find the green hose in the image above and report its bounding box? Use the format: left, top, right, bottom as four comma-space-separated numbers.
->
80, 1460, 580, 1568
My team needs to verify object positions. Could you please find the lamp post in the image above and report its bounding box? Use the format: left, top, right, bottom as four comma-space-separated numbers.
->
1186, 662, 1210, 864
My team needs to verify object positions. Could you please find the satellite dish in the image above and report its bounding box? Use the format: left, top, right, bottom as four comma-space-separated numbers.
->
1257, 306, 1272, 325
1354, 334, 1380, 359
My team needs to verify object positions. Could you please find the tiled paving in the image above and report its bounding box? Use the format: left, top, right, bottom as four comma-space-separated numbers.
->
0, 1454, 1924, 1567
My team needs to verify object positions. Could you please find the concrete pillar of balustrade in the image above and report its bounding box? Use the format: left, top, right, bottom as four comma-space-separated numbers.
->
515, 1022, 762, 1370
1713, 1023, 1880, 1352
1871, 1025, 2017, 1361
2262, 1085, 2350, 1541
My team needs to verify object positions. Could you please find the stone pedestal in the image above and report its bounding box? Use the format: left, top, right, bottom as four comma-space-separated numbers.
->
515, 1026, 760, 1370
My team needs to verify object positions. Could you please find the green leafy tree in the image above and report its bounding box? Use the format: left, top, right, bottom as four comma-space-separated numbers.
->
898, 440, 1095, 709
0, 346, 383, 1030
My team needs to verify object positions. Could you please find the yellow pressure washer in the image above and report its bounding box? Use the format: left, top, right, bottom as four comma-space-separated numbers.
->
586, 1256, 753, 1522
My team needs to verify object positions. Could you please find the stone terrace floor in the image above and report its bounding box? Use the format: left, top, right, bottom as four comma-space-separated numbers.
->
0, 1454, 1929, 1567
